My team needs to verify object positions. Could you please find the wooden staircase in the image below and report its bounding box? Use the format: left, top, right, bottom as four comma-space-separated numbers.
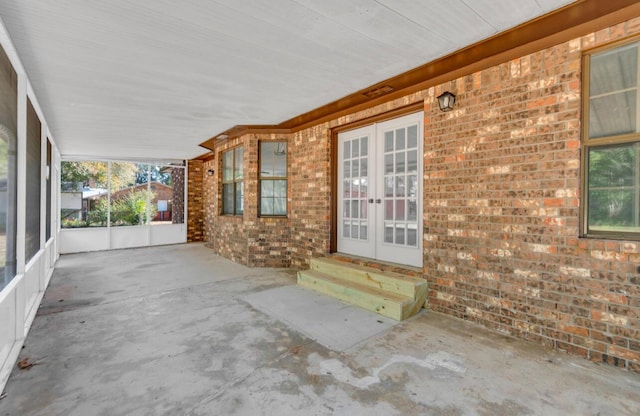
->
297, 257, 428, 321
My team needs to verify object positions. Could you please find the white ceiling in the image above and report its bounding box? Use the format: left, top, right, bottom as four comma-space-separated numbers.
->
0, 0, 574, 161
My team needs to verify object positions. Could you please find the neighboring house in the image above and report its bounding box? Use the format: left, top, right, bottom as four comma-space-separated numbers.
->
188, 5, 640, 371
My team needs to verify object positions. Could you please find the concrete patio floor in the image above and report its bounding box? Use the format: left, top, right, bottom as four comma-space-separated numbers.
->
1, 243, 639, 416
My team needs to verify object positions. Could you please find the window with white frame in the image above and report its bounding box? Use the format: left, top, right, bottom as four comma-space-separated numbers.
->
222, 147, 244, 215
583, 39, 640, 237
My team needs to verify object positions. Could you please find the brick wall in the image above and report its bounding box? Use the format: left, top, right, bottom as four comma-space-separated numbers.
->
204, 134, 292, 267
187, 160, 203, 242
425, 20, 640, 371
194, 17, 640, 371
202, 158, 216, 245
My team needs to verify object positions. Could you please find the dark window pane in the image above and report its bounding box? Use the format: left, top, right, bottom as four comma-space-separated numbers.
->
25, 100, 41, 262
0, 43, 17, 288
222, 184, 233, 215
235, 181, 244, 215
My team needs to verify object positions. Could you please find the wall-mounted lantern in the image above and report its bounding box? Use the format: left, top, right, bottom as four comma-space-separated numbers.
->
437, 91, 456, 112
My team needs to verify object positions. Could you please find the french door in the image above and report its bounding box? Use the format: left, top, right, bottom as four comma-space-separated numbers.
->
337, 112, 423, 267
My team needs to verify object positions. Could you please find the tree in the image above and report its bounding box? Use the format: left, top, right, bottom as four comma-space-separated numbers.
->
61, 161, 138, 191
136, 164, 172, 185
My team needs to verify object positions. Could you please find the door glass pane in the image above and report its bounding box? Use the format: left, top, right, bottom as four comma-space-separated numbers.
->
408, 199, 417, 222
361, 137, 368, 156
351, 224, 359, 239
395, 226, 405, 244
352, 139, 359, 157
385, 177, 393, 197
385, 131, 394, 152
344, 200, 350, 218
360, 224, 368, 240
360, 177, 368, 199
385, 224, 394, 243
407, 150, 417, 173
361, 158, 368, 176
352, 161, 359, 177
351, 200, 359, 219
385, 200, 393, 220
408, 175, 418, 198
395, 153, 405, 173
344, 141, 350, 159
408, 125, 418, 149
395, 176, 405, 197
385, 154, 393, 174
361, 200, 368, 219
395, 200, 405, 221
344, 161, 350, 178
407, 226, 417, 247
343, 221, 350, 238
396, 128, 405, 150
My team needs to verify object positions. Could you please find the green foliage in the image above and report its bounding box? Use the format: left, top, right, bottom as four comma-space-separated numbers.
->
87, 199, 108, 227
136, 164, 172, 185
110, 190, 157, 226
588, 144, 638, 228
61, 161, 138, 192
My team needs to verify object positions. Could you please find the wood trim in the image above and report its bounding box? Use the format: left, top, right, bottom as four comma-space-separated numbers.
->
198, 0, 640, 152
331, 102, 424, 135
200, 127, 291, 151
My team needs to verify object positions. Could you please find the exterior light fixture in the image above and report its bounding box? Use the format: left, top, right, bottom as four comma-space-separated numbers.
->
437, 91, 456, 112
207, 169, 215, 176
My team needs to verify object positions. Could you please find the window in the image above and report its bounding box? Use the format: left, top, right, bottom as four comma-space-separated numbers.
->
60, 160, 185, 228
25, 99, 41, 262
583, 39, 640, 237
222, 147, 244, 215
0, 43, 17, 289
259, 141, 287, 216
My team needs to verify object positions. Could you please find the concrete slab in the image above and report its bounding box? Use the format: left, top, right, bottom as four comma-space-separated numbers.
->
244, 285, 396, 351
1, 243, 639, 415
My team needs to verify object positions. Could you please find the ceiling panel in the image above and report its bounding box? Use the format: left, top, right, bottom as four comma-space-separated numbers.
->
0, 0, 575, 160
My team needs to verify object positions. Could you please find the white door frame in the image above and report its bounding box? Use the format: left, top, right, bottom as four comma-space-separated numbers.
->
337, 111, 423, 267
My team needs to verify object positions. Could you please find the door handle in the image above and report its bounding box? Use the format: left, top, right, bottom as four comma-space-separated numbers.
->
376, 199, 381, 204
368, 198, 374, 203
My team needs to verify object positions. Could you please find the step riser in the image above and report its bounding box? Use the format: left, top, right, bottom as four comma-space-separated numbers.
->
310, 259, 423, 299
297, 271, 406, 321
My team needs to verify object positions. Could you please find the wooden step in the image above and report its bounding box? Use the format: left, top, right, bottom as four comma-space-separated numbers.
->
297, 269, 415, 321
309, 257, 426, 299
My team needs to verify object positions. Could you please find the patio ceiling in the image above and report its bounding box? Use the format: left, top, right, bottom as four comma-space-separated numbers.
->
0, 0, 575, 161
